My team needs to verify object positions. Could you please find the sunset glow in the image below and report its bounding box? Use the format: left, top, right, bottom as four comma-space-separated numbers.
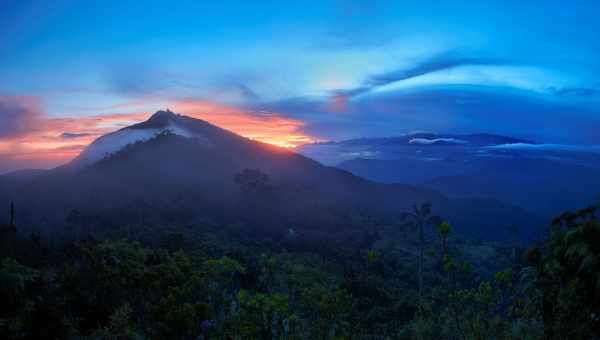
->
1, 1, 599, 174
172, 100, 315, 148
0, 96, 316, 172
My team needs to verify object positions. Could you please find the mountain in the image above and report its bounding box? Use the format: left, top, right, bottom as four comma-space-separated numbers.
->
422, 158, 600, 217
297, 133, 535, 166
298, 135, 600, 219
70, 110, 209, 166
317, 133, 533, 148
0, 111, 543, 241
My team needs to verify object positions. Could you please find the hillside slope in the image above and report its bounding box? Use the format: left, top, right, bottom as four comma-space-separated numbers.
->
0, 111, 543, 241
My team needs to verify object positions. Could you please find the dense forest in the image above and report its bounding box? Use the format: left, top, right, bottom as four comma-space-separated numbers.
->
1, 196, 599, 339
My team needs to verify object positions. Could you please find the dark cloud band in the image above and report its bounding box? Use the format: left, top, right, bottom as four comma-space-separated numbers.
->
0, 96, 40, 138
333, 51, 511, 99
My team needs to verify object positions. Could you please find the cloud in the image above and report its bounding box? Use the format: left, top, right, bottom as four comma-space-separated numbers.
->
170, 99, 315, 148
3, 78, 599, 173
548, 86, 598, 97
251, 84, 600, 144
0, 105, 152, 172
332, 51, 511, 100
0, 96, 42, 138
368, 54, 507, 87
487, 143, 600, 153
409, 138, 467, 145
350, 85, 600, 144
60, 132, 91, 139
104, 63, 261, 104
228, 83, 260, 101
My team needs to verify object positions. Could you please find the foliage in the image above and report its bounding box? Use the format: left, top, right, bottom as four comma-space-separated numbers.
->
0, 202, 598, 339
534, 205, 600, 338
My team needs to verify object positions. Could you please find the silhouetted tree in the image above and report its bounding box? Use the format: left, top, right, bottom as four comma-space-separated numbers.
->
0, 203, 17, 258
401, 202, 442, 300
506, 224, 519, 265
437, 221, 452, 259
9, 201, 15, 228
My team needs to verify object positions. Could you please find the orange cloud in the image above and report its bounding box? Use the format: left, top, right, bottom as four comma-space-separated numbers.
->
0, 110, 151, 168
171, 99, 315, 148
0, 96, 316, 172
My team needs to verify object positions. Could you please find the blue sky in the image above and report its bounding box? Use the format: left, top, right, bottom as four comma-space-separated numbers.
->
0, 0, 599, 170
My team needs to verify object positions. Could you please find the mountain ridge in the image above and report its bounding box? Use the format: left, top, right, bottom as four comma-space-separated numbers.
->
308, 133, 535, 148
0, 111, 544, 241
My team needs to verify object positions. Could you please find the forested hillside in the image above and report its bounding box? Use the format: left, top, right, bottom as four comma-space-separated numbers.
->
1, 201, 598, 339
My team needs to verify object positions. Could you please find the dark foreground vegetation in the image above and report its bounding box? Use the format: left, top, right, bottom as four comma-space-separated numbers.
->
0, 202, 599, 339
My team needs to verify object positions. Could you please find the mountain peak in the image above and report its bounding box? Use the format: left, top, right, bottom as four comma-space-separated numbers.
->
152, 109, 176, 116
148, 109, 177, 122
71, 109, 187, 166
71, 109, 242, 167
134, 109, 181, 130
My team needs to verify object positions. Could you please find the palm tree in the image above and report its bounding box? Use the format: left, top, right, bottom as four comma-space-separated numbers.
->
401, 202, 442, 300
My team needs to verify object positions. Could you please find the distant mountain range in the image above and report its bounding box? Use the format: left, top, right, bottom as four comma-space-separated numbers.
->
298, 134, 600, 218
298, 133, 535, 166
0, 110, 542, 241
315, 133, 534, 147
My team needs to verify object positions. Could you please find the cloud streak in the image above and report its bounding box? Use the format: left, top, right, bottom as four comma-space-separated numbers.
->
104, 63, 261, 104
332, 51, 510, 101
548, 86, 598, 97
60, 132, 92, 139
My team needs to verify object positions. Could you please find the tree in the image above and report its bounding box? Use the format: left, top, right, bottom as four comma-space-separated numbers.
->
437, 221, 452, 260
9, 202, 15, 229
0, 203, 18, 259
506, 224, 520, 265
533, 204, 600, 338
401, 202, 442, 300
234, 290, 293, 340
